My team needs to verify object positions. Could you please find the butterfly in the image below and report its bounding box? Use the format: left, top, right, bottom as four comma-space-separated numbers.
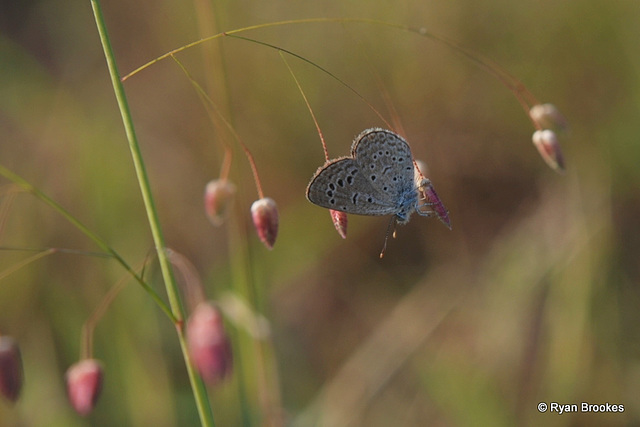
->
306, 128, 451, 228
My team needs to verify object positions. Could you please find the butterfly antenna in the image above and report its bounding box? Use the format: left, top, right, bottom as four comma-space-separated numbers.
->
379, 217, 397, 259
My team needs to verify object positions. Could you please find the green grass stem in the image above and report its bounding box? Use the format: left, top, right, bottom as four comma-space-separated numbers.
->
89, 1, 215, 425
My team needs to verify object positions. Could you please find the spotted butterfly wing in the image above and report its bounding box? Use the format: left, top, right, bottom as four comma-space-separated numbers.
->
306, 157, 396, 215
351, 129, 415, 199
306, 128, 416, 218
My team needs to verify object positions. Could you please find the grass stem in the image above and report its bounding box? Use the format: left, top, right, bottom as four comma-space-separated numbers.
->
89, 1, 215, 425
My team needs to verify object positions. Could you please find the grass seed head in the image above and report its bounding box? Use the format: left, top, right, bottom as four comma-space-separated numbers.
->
66, 359, 104, 416
529, 103, 568, 132
204, 180, 236, 226
0, 336, 22, 403
532, 129, 566, 172
187, 302, 233, 385
330, 209, 348, 239
251, 197, 279, 249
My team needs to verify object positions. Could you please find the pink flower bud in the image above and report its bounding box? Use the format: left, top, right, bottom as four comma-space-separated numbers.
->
419, 179, 452, 230
204, 180, 236, 226
330, 210, 348, 239
532, 129, 566, 172
529, 103, 568, 131
251, 197, 279, 249
0, 336, 23, 402
187, 302, 232, 385
66, 359, 104, 416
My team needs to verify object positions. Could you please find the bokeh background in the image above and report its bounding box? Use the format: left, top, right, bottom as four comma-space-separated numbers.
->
1, 0, 639, 426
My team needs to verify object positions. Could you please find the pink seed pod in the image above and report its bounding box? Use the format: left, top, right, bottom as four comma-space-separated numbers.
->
0, 336, 23, 402
66, 359, 104, 416
251, 197, 279, 250
330, 209, 348, 239
204, 179, 236, 226
532, 129, 566, 172
419, 179, 452, 230
187, 302, 232, 385
529, 103, 568, 131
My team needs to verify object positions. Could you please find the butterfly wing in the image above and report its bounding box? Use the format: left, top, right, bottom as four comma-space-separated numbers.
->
350, 128, 416, 200
306, 157, 400, 216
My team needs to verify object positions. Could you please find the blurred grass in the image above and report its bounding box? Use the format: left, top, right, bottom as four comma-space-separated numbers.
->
1, 0, 640, 426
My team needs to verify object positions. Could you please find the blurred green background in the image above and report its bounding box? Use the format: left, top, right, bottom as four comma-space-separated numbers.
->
1, 0, 639, 426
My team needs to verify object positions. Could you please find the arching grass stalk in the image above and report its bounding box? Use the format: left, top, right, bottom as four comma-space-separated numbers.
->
225, 34, 392, 130
124, 18, 566, 168
121, 17, 540, 112
121, 17, 549, 133
89, 1, 215, 426
279, 52, 330, 161
170, 55, 266, 199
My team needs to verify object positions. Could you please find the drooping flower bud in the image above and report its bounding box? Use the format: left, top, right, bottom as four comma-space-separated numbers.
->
532, 129, 566, 172
0, 336, 23, 402
187, 302, 232, 385
204, 179, 236, 226
251, 197, 279, 249
66, 359, 104, 416
529, 103, 568, 131
418, 179, 452, 230
330, 210, 348, 239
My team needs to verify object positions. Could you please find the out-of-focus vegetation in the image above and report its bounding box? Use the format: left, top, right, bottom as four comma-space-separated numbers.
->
1, 0, 639, 426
